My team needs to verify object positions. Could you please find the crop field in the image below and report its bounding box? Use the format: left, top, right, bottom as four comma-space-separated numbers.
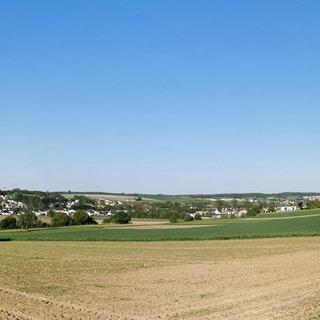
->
1, 210, 320, 241
62, 193, 138, 201
62, 193, 207, 203
0, 238, 319, 320
62, 193, 159, 202
254, 208, 320, 218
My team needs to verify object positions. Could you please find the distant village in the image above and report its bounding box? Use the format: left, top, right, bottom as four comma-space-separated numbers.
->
1, 188, 319, 220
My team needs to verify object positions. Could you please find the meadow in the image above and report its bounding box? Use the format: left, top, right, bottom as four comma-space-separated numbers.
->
1, 209, 319, 241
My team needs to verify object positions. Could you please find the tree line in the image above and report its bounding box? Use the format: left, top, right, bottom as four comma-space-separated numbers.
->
0, 209, 97, 231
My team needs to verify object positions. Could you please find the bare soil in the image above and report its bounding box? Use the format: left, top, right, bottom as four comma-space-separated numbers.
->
0, 238, 319, 320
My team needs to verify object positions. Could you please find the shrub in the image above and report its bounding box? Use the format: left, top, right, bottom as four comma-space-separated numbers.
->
47, 209, 56, 217
0, 216, 17, 229
86, 216, 98, 225
247, 206, 260, 216
72, 210, 97, 225
184, 214, 194, 222
169, 215, 178, 223
52, 213, 71, 227
72, 210, 89, 225
194, 213, 202, 220
113, 211, 131, 224
36, 220, 50, 228
102, 217, 112, 224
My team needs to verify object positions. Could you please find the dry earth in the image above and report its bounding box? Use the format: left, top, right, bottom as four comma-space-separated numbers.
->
0, 238, 319, 320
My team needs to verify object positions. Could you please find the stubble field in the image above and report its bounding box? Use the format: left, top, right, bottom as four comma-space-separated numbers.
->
0, 237, 319, 320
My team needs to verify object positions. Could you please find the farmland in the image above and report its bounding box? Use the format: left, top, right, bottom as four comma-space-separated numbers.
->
1, 209, 320, 241
0, 209, 320, 320
1, 209, 319, 319
0, 238, 319, 320
61, 192, 207, 203
62, 193, 144, 201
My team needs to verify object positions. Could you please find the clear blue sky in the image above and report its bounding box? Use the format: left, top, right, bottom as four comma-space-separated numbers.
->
1, 1, 320, 194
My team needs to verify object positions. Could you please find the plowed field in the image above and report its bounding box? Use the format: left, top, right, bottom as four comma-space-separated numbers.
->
0, 238, 319, 319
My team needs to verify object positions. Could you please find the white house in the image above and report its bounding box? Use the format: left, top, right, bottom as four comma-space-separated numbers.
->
279, 206, 298, 212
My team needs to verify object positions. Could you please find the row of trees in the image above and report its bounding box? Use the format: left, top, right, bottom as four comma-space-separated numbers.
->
51, 210, 97, 227
0, 209, 97, 230
102, 211, 202, 224
305, 200, 320, 209
0, 208, 48, 230
9, 190, 67, 210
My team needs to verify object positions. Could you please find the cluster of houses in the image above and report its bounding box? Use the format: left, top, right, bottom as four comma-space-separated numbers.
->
189, 203, 300, 219
39, 198, 126, 217
303, 195, 320, 201
54, 209, 104, 217
278, 206, 298, 212
0, 195, 111, 217
0, 195, 25, 215
190, 209, 248, 219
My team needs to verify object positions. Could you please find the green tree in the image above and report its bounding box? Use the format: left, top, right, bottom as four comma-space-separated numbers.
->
48, 209, 56, 217
0, 216, 17, 229
184, 214, 194, 222
243, 200, 251, 210
306, 200, 320, 209
19, 208, 38, 231
215, 199, 224, 211
169, 213, 178, 223
72, 210, 89, 225
247, 206, 260, 216
268, 202, 276, 212
102, 217, 112, 224
13, 207, 22, 215
52, 213, 71, 227
112, 211, 131, 224
194, 213, 202, 220
72, 210, 97, 225
298, 201, 304, 210
231, 199, 238, 209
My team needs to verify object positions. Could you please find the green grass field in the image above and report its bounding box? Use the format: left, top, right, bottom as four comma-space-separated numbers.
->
255, 208, 320, 218
1, 209, 319, 241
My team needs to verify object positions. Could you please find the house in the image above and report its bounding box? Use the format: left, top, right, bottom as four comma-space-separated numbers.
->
1, 209, 14, 216
237, 210, 247, 217
279, 206, 298, 212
